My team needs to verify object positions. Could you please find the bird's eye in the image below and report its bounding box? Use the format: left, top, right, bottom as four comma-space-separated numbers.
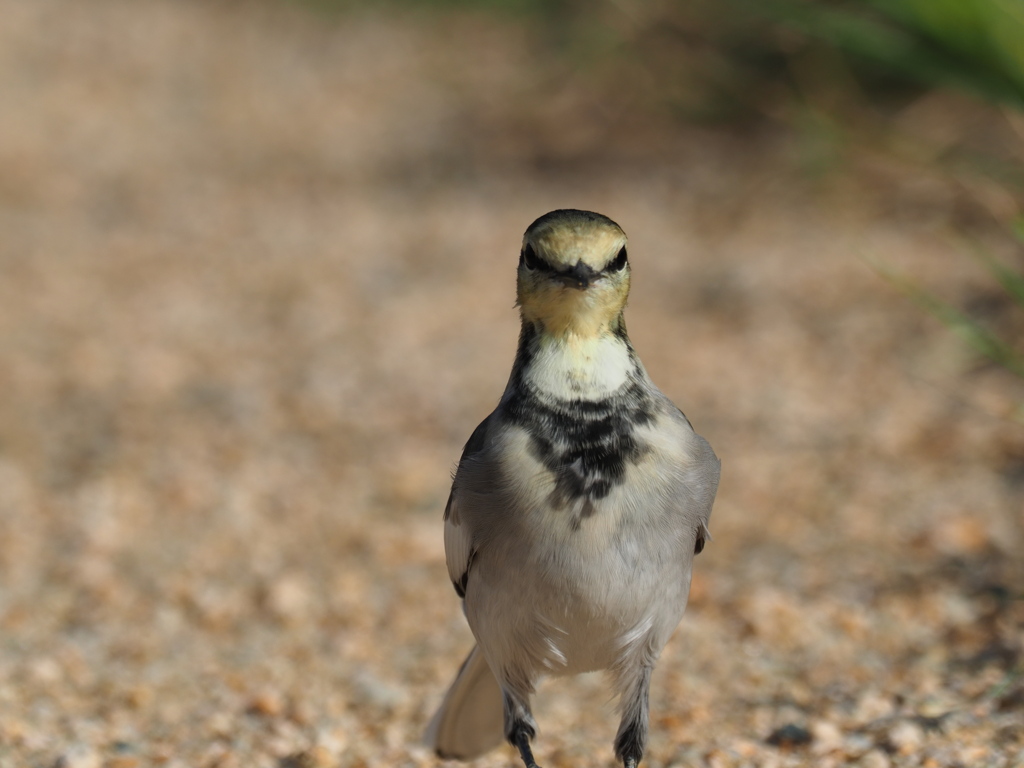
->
521, 244, 542, 270
608, 246, 628, 272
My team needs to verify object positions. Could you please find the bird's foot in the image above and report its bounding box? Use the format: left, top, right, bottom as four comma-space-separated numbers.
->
512, 725, 541, 768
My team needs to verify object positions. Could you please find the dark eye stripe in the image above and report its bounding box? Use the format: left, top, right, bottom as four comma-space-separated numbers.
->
520, 243, 552, 271
607, 246, 628, 272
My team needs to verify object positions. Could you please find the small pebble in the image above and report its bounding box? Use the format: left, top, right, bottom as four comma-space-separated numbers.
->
349, 670, 404, 710
263, 574, 311, 622
206, 711, 234, 738
730, 737, 761, 757
278, 748, 333, 768
247, 691, 284, 718
30, 657, 63, 684
766, 723, 812, 748
844, 733, 875, 754
52, 745, 100, 768
855, 691, 894, 721
888, 719, 924, 753
859, 749, 892, 768
811, 720, 843, 753
958, 744, 991, 763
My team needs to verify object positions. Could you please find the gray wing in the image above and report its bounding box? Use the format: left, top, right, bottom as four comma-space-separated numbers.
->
688, 431, 720, 553
668, 405, 720, 555
443, 414, 494, 598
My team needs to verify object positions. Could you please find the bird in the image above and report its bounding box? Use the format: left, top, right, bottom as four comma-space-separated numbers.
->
424, 209, 720, 768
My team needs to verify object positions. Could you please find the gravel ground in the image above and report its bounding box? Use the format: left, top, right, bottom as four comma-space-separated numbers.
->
1, 1, 1022, 767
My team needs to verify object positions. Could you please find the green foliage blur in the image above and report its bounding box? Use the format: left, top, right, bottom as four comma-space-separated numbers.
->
740, 0, 1024, 110
295, 0, 1024, 116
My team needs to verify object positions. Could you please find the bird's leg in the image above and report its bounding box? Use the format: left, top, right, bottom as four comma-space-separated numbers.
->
614, 665, 651, 768
512, 724, 540, 768
616, 722, 643, 768
503, 689, 541, 768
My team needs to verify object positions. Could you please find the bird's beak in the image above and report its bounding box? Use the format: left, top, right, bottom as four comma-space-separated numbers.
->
556, 261, 597, 290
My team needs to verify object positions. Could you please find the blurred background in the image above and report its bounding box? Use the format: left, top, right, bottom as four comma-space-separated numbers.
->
1, 0, 1022, 766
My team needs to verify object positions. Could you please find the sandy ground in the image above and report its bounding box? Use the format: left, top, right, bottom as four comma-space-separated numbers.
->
0, 1, 1022, 767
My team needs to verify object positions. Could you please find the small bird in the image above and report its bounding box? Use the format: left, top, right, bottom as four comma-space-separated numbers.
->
425, 210, 720, 768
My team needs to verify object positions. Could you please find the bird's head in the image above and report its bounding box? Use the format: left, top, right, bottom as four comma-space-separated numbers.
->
516, 209, 630, 339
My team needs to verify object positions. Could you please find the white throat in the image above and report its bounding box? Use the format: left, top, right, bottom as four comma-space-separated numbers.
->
525, 332, 633, 402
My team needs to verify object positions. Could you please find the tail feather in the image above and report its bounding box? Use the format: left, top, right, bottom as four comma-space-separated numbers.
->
424, 645, 505, 759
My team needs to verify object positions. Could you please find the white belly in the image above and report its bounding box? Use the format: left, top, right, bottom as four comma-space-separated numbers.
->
465, 428, 694, 678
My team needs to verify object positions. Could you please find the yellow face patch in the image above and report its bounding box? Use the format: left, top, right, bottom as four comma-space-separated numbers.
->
518, 271, 630, 338
516, 210, 631, 338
